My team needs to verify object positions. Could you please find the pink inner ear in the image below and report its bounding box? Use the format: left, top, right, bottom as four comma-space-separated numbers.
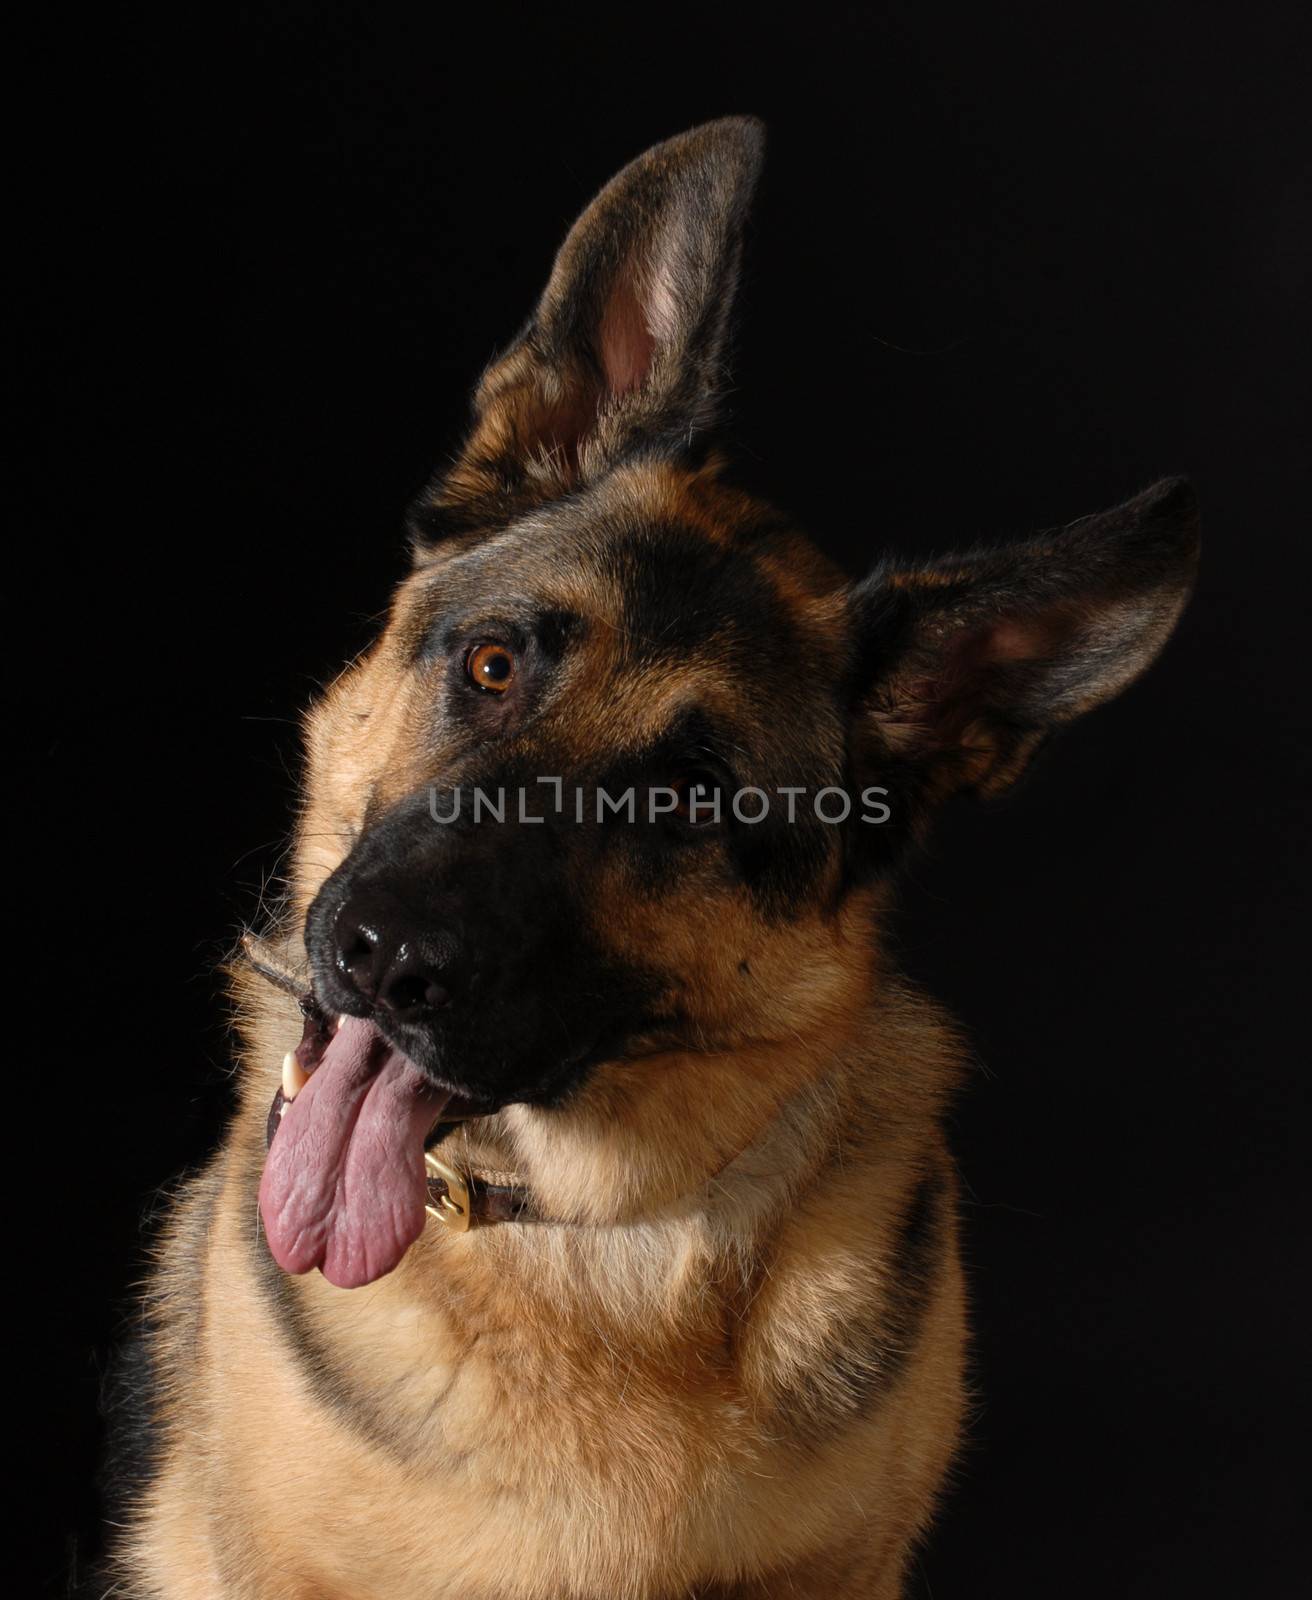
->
597, 271, 657, 397
988, 619, 1044, 662
984, 606, 1074, 665
882, 615, 1059, 744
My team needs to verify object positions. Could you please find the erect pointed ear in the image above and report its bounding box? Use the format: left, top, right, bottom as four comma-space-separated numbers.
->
851, 478, 1201, 810
408, 117, 765, 546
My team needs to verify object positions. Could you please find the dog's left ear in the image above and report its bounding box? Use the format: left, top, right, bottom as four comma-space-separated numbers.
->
851, 478, 1201, 804
410, 117, 764, 545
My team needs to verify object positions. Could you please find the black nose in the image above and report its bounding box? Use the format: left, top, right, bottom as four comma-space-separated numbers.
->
332, 889, 457, 1021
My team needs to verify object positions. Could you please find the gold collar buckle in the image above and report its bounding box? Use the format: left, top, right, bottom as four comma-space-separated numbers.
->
424, 1151, 472, 1233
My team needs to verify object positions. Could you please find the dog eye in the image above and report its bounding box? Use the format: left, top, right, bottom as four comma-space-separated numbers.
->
671, 770, 724, 825
466, 643, 517, 693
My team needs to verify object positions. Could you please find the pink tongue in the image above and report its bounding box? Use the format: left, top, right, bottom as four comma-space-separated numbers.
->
259, 1017, 449, 1289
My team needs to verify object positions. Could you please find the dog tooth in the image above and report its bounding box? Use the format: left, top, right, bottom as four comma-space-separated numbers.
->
282, 1050, 308, 1101
337, 1014, 347, 1033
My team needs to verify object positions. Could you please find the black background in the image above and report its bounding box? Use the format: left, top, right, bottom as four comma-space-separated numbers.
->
20, 2, 1310, 1594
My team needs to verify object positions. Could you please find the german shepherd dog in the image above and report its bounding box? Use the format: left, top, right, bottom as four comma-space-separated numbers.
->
102, 118, 1199, 1598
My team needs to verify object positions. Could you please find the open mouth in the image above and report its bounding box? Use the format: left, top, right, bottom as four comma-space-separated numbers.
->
258, 1002, 476, 1289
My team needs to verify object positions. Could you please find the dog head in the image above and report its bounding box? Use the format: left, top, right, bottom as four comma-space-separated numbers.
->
264, 119, 1198, 1284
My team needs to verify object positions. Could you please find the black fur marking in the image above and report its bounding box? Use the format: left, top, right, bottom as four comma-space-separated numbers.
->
604, 526, 786, 664
98, 1320, 160, 1518
86, 1168, 220, 1595
777, 1168, 948, 1444
601, 531, 844, 912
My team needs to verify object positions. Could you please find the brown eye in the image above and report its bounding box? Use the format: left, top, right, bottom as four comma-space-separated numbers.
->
671, 770, 724, 825
466, 642, 517, 693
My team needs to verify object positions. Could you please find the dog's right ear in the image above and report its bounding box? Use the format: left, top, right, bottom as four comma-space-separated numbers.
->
408, 117, 764, 548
